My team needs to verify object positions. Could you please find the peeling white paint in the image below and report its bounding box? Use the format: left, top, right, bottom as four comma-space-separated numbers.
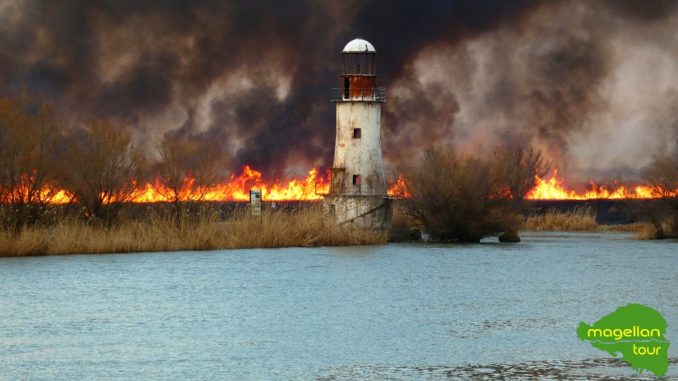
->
334, 102, 386, 196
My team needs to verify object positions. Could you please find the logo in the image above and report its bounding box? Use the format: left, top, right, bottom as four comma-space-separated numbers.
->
577, 304, 670, 377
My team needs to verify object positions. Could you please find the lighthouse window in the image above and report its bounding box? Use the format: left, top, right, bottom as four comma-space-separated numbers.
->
353, 128, 361, 139
352, 175, 361, 186
343, 77, 350, 99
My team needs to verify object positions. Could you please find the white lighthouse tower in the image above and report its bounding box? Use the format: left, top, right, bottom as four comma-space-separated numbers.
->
324, 38, 392, 229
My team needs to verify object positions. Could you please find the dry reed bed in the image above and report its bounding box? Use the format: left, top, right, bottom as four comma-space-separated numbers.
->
0, 207, 387, 257
523, 207, 652, 235
523, 207, 598, 231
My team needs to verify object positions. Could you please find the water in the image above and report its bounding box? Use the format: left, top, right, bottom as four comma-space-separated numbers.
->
1, 232, 676, 380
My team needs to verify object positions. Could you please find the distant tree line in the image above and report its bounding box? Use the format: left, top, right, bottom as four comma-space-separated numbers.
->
0, 92, 225, 231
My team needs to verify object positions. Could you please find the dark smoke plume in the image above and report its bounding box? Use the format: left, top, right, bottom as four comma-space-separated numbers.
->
1, 0, 677, 182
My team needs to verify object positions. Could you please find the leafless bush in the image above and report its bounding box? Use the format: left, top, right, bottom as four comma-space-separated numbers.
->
155, 136, 225, 221
491, 145, 550, 201
641, 153, 678, 238
59, 120, 143, 225
401, 146, 523, 242
0, 93, 63, 230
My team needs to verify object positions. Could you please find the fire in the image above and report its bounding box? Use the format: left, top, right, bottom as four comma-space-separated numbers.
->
13, 166, 676, 205
387, 175, 411, 198
132, 165, 330, 202
0, 174, 74, 205
50, 189, 73, 204
131, 167, 413, 203
524, 170, 660, 200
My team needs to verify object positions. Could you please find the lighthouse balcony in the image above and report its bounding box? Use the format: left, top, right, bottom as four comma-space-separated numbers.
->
331, 87, 386, 102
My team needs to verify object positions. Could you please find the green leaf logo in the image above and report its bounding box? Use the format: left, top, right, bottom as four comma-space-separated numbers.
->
578, 304, 670, 377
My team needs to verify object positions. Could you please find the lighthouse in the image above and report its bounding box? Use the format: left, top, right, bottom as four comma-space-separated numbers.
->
324, 38, 392, 229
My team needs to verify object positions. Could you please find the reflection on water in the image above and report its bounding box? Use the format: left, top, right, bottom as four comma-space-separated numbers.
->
0, 232, 676, 380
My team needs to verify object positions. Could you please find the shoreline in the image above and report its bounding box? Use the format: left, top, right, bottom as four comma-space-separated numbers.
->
0, 207, 387, 258
0, 224, 651, 258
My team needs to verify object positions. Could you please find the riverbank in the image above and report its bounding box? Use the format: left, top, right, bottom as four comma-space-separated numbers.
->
0, 206, 386, 257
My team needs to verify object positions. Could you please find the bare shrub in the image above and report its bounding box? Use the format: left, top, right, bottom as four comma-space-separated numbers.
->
401, 146, 522, 242
155, 136, 224, 221
0, 93, 63, 230
59, 120, 143, 224
640, 153, 678, 238
643, 153, 678, 198
491, 145, 550, 200
390, 201, 418, 229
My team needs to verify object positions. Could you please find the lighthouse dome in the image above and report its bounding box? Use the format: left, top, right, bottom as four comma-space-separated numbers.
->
342, 38, 376, 53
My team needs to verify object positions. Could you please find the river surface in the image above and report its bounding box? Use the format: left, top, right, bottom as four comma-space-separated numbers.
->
1, 232, 676, 380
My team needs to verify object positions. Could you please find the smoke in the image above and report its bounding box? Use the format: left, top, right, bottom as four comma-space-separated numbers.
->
384, 0, 678, 182
1, 0, 677, 182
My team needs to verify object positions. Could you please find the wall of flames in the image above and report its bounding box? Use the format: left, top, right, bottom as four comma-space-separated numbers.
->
14, 167, 675, 205
524, 170, 659, 200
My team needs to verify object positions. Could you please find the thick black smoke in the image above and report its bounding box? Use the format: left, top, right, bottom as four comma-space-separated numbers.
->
1, 0, 677, 181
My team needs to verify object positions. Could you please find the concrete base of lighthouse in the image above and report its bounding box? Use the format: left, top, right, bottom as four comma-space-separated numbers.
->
323, 195, 392, 229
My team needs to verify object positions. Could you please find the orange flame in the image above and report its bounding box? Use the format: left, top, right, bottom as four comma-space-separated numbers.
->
387, 175, 411, 198
49, 189, 73, 204
524, 170, 661, 200
15, 167, 677, 204
1, 174, 74, 205
132, 167, 413, 203
131, 165, 331, 202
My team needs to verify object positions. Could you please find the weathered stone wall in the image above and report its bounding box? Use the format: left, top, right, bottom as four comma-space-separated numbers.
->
324, 195, 392, 229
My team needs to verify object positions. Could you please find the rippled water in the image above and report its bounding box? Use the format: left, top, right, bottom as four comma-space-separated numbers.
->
1, 232, 676, 380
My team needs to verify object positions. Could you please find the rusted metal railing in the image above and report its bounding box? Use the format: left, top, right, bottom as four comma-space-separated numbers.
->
330, 87, 386, 102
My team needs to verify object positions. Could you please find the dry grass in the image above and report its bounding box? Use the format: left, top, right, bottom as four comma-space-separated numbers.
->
635, 224, 663, 240
634, 218, 678, 240
598, 223, 654, 233
523, 207, 598, 231
0, 205, 387, 257
523, 207, 653, 234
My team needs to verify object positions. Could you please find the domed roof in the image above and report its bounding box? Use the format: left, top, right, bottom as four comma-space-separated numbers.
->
342, 38, 376, 53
